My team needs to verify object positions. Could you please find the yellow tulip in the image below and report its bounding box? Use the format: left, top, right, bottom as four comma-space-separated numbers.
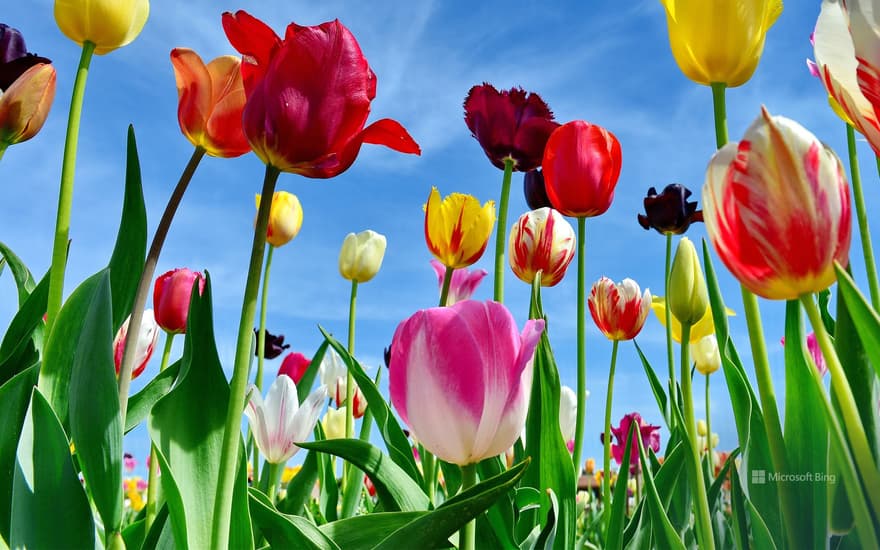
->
281, 465, 302, 484
424, 187, 495, 269
651, 296, 734, 344
660, 0, 782, 87
322, 407, 347, 440
255, 191, 303, 247
54, 0, 149, 55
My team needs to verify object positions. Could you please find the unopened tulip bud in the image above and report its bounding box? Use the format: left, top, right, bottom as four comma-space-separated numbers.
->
54, 0, 150, 55
113, 310, 159, 380
322, 407, 347, 440
256, 191, 303, 247
691, 334, 721, 375
697, 419, 708, 437
523, 169, 552, 210
339, 230, 386, 283
668, 237, 708, 325
278, 352, 310, 384
153, 268, 205, 334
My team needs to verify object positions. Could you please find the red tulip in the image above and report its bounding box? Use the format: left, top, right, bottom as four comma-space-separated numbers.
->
464, 83, 559, 172
278, 352, 311, 384
542, 121, 622, 218
153, 268, 206, 334
222, 11, 420, 177
588, 277, 651, 341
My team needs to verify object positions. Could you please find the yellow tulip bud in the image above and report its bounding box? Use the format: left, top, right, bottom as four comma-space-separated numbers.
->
255, 191, 303, 247
424, 187, 495, 269
322, 407, 347, 440
668, 237, 708, 326
338, 230, 387, 283
54, 0, 150, 55
691, 334, 721, 375
697, 419, 708, 437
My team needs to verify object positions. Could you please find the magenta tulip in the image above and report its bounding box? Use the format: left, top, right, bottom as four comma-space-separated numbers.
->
278, 351, 311, 384
389, 300, 544, 465
429, 259, 487, 305
153, 268, 205, 334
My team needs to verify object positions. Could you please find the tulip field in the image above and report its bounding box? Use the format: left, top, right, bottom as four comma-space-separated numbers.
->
3, 0, 880, 549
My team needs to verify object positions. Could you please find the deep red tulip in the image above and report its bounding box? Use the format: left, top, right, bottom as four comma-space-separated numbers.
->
464, 83, 559, 172
542, 121, 622, 218
222, 11, 420, 177
278, 351, 311, 383
153, 268, 206, 334
523, 169, 552, 210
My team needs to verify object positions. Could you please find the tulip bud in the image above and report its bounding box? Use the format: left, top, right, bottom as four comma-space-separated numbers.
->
424, 187, 496, 269
523, 169, 552, 210
255, 191, 303, 247
153, 268, 205, 334
54, 0, 150, 55
338, 230, 387, 283
588, 277, 651, 341
697, 419, 708, 437
668, 238, 708, 326
559, 385, 577, 450
278, 352, 311, 384
113, 310, 159, 380
691, 334, 721, 375
508, 208, 577, 287
322, 407, 347, 440
0, 63, 56, 148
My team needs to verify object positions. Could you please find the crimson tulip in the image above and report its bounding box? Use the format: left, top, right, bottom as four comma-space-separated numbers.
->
153, 268, 205, 334
222, 11, 420, 177
278, 352, 311, 384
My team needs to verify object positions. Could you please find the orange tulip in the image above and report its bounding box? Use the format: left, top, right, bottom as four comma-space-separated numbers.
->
0, 63, 56, 149
170, 48, 249, 158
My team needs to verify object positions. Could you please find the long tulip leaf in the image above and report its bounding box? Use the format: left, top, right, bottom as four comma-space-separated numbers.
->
0, 271, 47, 386
248, 488, 340, 550
0, 241, 35, 306
0, 364, 38, 542
124, 360, 180, 434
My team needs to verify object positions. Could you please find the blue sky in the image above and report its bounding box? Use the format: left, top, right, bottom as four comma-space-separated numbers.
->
2, 1, 876, 476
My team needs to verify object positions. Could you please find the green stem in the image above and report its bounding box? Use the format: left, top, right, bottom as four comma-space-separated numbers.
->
145, 333, 175, 533
572, 216, 587, 472
847, 126, 880, 309
602, 339, 619, 533
345, 280, 358, 441
680, 323, 715, 550
459, 463, 478, 550
664, 233, 675, 391
493, 158, 515, 303
265, 462, 282, 504
710, 83, 728, 149
255, 245, 276, 391
423, 448, 436, 504
705, 373, 711, 470
439, 266, 454, 306
801, 296, 880, 513
116, 146, 206, 426
45, 41, 95, 334
211, 164, 280, 550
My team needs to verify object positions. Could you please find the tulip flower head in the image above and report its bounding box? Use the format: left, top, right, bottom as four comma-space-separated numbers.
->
668, 237, 709, 325
637, 184, 703, 235
339, 230, 387, 283
609, 412, 661, 474
781, 333, 827, 377
588, 277, 651, 341
703, 108, 851, 300
0, 25, 55, 149
430, 260, 487, 305
278, 352, 311, 384
660, 0, 782, 87
256, 329, 290, 360
321, 407, 347, 440
170, 48, 249, 158
153, 268, 206, 334
319, 349, 367, 418
523, 169, 552, 210
390, 300, 545, 465
651, 297, 733, 344
244, 375, 326, 464
542, 120, 622, 218
255, 191, 303, 247
508, 207, 577, 287
54, 0, 150, 55
463, 83, 559, 172
559, 385, 577, 453
113, 309, 159, 380
424, 187, 496, 269
222, 12, 420, 177
691, 334, 721, 375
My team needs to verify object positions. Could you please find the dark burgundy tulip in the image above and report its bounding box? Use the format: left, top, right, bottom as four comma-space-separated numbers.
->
523, 169, 552, 210
383, 344, 392, 370
637, 183, 703, 235
464, 83, 559, 172
255, 329, 290, 359
0, 24, 50, 90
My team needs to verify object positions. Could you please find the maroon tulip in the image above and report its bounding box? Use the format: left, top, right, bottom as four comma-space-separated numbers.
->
222, 11, 421, 177
464, 83, 559, 172
255, 329, 290, 360
278, 352, 311, 383
153, 268, 206, 334
637, 183, 703, 235
0, 24, 51, 91
523, 169, 552, 210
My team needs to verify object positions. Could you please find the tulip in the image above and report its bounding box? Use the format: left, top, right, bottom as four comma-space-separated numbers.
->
523, 169, 552, 210
255, 329, 290, 360
703, 108, 851, 300
1, 24, 50, 89
389, 300, 544, 465
780, 333, 827, 377
123, 453, 136, 473
659, 0, 782, 88
650, 298, 732, 343
321, 407, 347, 440
0, 63, 56, 149
338, 230, 387, 283
113, 309, 159, 380
542, 120, 622, 218
424, 187, 496, 269
153, 268, 205, 334
691, 334, 721, 375
319, 349, 367, 418
559, 385, 577, 452
463, 83, 559, 172
255, 191, 303, 247
508, 208, 576, 287
430, 260, 487, 306
588, 277, 651, 341
54, 0, 150, 55
637, 184, 703, 235
278, 352, 311, 384
222, 12, 420, 177
170, 48, 249, 158
609, 412, 660, 473
668, 237, 709, 325
244, 375, 326, 464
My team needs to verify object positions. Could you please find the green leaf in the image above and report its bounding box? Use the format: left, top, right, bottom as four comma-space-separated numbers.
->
635, 431, 685, 550
249, 487, 340, 550
11, 388, 94, 549
125, 360, 180, 434
519, 489, 559, 550
297, 340, 328, 405
107, 126, 148, 332
634, 341, 668, 427
68, 270, 123, 532
319, 512, 426, 548
0, 241, 35, 306
835, 266, 880, 382
0, 365, 38, 542
374, 459, 530, 550
0, 271, 47, 386
142, 503, 175, 550
477, 455, 517, 550
606, 422, 635, 550
439, 459, 462, 497
122, 518, 145, 550
278, 448, 319, 516
298, 438, 429, 512
313, 422, 338, 523
707, 447, 739, 509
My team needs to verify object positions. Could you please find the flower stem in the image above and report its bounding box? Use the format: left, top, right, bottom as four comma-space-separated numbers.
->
211, 164, 280, 550
145, 332, 175, 532
572, 216, 587, 473
45, 41, 95, 335
847, 126, 880, 309
680, 323, 714, 550
439, 266, 454, 306
423, 262, 447, 504
264, 462, 282, 504
704, 373, 711, 472
602, 339, 619, 533
345, 280, 358, 441
116, 146, 206, 426
255, 245, 276, 392
459, 463, 478, 550
493, 159, 515, 303
710, 83, 728, 149
664, 233, 676, 395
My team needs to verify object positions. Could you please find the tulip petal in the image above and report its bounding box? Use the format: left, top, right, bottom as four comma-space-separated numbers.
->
0, 63, 56, 145
360, 118, 421, 155
170, 48, 211, 147
222, 10, 282, 95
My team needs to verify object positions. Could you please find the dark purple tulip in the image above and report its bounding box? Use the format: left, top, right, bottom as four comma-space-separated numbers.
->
0, 24, 50, 91
383, 344, 392, 370
523, 169, 552, 210
255, 329, 290, 359
637, 183, 703, 235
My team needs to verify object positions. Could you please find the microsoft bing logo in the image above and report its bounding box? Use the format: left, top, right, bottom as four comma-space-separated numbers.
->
752, 469, 766, 485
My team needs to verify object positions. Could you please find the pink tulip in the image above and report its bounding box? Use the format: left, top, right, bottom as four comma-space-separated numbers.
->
389, 300, 544, 465
278, 352, 311, 384
113, 309, 159, 380
780, 333, 827, 376
609, 412, 660, 474
153, 268, 206, 334
429, 259, 488, 305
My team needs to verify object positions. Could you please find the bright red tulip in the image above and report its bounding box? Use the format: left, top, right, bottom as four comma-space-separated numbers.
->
542, 121, 622, 218
113, 310, 159, 380
278, 352, 311, 384
222, 11, 420, 177
588, 277, 651, 341
153, 268, 206, 334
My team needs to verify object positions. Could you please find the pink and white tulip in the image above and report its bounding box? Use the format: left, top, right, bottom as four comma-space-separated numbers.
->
588, 277, 651, 341
508, 207, 576, 287
113, 309, 159, 380
319, 349, 367, 418
559, 385, 577, 453
389, 300, 544, 465
430, 259, 487, 305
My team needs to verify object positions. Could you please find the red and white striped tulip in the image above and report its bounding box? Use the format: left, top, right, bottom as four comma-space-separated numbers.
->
588, 277, 651, 341
703, 107, 851, 300
508, 207, 576, 287
113, 309, 159, 380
